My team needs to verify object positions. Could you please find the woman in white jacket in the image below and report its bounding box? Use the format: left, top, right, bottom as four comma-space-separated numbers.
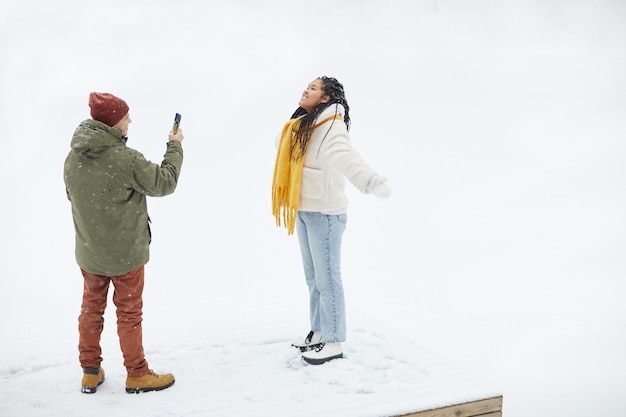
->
272, 76, 391, 364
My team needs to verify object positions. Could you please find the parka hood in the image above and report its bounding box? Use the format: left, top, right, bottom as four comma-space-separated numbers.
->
71, 119, 127, 157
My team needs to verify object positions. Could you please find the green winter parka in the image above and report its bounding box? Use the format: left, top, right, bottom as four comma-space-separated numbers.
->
64, 119, 183, 276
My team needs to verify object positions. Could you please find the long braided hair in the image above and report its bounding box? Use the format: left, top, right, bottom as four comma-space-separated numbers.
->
289, 76, 351, 160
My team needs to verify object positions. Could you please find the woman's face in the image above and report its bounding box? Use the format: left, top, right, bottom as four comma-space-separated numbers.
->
298, 79, 330, 113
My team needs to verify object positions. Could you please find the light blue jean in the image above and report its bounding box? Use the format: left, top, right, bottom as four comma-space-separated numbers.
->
296, 211, 348, 343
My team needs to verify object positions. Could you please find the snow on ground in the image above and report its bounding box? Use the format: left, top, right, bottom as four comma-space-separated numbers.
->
0, 313, 501, 417
1, 1, 626, 416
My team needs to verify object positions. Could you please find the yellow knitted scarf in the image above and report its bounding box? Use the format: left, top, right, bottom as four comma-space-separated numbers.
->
272, 114, 340, 234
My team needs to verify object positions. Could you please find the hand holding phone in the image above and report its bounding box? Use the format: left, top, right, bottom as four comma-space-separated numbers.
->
172, 113, 182, 134
168, 113, 184, 143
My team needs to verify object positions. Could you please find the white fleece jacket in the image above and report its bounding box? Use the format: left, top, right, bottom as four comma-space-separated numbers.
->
278, 104, 379, 213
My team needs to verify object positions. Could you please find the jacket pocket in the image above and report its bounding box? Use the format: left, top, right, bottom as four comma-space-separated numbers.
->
301, 167, 324, 200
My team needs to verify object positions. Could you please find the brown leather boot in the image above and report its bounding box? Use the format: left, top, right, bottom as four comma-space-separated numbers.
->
81, 367, 105, 394
125, 369, 175, 394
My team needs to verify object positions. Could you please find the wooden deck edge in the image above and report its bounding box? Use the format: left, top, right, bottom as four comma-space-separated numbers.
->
396, 396, 503, 417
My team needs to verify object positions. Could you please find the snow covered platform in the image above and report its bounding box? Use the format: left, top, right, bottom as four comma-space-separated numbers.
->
0, 314, 502, 417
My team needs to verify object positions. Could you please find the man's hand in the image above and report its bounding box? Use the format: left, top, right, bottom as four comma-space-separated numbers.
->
168, 128, 184, 143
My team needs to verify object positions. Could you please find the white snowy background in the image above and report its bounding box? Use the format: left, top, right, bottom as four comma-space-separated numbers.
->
1, 0, 625, 416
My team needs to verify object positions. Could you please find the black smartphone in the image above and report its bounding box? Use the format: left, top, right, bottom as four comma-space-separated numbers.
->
172, 113, 182, 134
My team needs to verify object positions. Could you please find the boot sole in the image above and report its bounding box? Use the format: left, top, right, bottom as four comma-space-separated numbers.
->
302, 352, 343, 365
126, 379, 175, 394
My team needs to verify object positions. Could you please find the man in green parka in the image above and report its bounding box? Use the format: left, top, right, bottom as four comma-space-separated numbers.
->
64, 92, 183, 394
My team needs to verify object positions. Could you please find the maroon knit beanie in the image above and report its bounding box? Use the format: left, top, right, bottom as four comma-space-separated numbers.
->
88, 92, 129, 127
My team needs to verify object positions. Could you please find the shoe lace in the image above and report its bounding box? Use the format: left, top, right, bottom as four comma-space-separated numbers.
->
314, 343, 325, 353
305, 330, 315, 344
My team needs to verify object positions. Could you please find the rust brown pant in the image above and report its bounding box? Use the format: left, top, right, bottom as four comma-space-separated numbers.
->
78, 266, 149, 377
